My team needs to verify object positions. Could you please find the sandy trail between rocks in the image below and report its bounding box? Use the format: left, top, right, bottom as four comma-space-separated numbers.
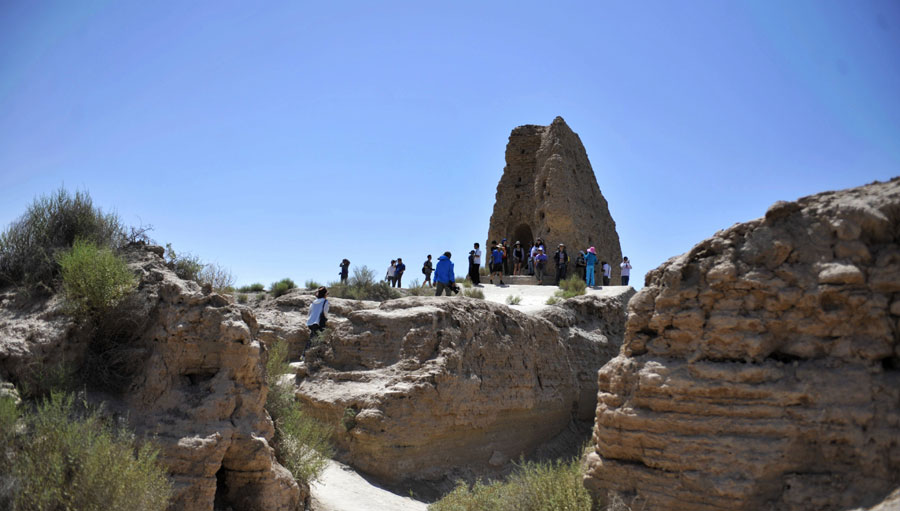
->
310, 460, 428, 511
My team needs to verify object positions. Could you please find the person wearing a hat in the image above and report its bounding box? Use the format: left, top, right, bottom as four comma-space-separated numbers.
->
553, 244, 569, 285
585, 247, 598, 287
512, 241, 526, 275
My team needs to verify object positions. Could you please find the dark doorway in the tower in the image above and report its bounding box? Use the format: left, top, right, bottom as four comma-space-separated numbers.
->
513, 223, 534, 246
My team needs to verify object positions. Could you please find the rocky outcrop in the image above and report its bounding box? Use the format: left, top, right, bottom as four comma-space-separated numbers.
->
487, 116, 622, 280
584, 178, 900, 510
0, 246, 303, 511
283, 288, 634, 485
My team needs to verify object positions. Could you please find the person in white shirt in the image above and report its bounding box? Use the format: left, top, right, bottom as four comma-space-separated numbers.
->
601, 261, 611, 287
385, 260, 397, 286
305, 287, 330, 357
620, 257, 632, 286
471, 243, 482, 286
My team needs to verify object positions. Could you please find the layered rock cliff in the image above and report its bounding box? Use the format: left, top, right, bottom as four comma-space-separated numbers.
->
0, 246, 303, 511
263, 288, 634, 486
584, 178, 900, 510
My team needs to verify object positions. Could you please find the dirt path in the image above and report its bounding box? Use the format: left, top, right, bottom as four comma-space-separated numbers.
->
310, 460, 429, 511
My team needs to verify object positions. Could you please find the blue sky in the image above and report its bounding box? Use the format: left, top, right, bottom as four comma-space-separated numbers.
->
1, 1, 898, 289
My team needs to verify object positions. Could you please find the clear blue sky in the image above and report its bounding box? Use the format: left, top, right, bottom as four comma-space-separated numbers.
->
2, 1, 898, 289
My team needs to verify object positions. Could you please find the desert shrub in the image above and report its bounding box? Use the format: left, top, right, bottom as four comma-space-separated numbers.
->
3, 391, 170, 510
164, 243, 204, 283
405, 280, 432, 296
198, 262, 235, 293
58, 238, 136, 317
238, 283, 265, 293
429, 457, 590, 511
463, 288, 484, 299
265, 339, 332, 484
554, 275, 586, 300
328, 266, 400, 301
0, 188, 126, 293
304, 279, 322, 289
270, 278, 296, 298
479, 266, 489, 276
545, 296, 560, 305
237, 293, 248, 304
506, 295, 522, 305
342, 407, 359, 431
256, 292, 266, 301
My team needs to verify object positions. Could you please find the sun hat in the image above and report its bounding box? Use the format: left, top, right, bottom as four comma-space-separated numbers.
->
588, 247, 596, 254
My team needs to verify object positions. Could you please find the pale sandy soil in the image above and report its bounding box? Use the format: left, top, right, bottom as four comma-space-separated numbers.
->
310, 459, 428, 511
477, 282, 630, 313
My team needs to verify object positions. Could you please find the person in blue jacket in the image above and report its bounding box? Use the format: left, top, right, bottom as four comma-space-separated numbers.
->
433, 251, 456, 296
585, 247, 598, 287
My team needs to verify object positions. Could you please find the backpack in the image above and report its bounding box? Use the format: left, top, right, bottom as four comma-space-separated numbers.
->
318, 299, 328, 328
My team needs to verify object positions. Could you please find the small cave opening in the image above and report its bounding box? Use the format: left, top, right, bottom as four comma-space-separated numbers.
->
214, 466, 230, 510
513, 223, 534, 245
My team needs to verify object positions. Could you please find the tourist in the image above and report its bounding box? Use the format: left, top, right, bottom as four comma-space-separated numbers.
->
530, 239, 545, 276
339, 259, 350, 284
534, 248, 548, 285
471, 242, 482, 286
305, 286, 329, 356
422, 255, 433, 287
526, 241, 535, 275
553, 244, 569, 285
501, 239, 511, 275
621, 257, 632, 286
394, 258, 406, 288
468, 250, 476, 281
433, 251, 455, 296
601, 261, 611, 287
575, 250, 587, 281
512, 241, 526, 275
386, 260, 397, 286
585, 247, 597, 287
490, 244, 504, 285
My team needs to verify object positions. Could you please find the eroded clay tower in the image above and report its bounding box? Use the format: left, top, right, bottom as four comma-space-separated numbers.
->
487, 116, 622, 280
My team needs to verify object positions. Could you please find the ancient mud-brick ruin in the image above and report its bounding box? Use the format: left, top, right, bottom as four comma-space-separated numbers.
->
487, 116, 622, 280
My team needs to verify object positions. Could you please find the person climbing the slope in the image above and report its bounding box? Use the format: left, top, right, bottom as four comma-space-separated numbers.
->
305, 286, 329, 358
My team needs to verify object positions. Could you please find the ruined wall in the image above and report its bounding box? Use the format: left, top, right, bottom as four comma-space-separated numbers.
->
487, 116, 622, 280
584, 178, 900, 510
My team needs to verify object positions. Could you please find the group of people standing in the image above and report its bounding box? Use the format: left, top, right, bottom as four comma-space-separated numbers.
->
335, 241, 633, 296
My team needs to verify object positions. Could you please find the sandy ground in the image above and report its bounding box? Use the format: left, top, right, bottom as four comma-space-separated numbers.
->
310, 460, 428, 511
477, 282, 631, 314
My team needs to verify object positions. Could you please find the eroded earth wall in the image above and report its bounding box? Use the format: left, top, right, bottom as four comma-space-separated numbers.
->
584, 178, 900, 510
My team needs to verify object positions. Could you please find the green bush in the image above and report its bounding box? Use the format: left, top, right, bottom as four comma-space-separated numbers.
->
463, 288, 484, 299
545, 296, 560, 305
270, 278, 296, 298
506, 295, 522, 305
404, 279, 432, 296
554, 275, 587, 300
429, 457, 591, 511
58, 239, 136, 317
164, 243, 204, 283
328, 266, 400, 301
0, 188, 126, 293
304, 279, 322, 289
237, 293, 249, 304
2, 391, 171, 510
256, 292, 266, 301
238, 283, 265, 293
265, 340, 332, 484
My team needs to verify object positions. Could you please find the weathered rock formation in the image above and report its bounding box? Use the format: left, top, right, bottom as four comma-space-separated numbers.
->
0, 246, 303, 511
584, 178, 900, 510
274, 288, 634, 486
487, 116, 622, 280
